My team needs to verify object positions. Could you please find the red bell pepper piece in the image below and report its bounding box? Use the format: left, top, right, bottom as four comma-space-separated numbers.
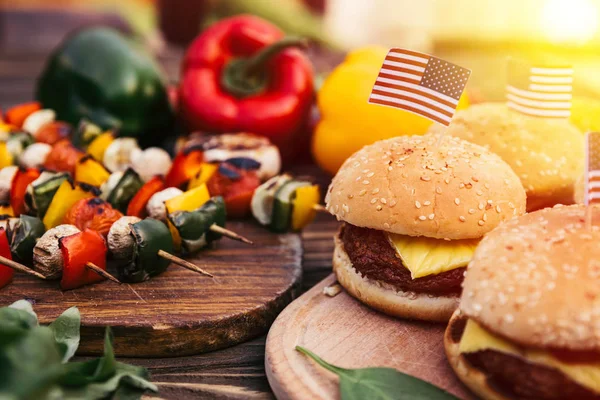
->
127, 176, 166, 218
164, 147, 204, 189
179, 16, 314, 160
10, 168, 41, 216
59, 229, 107, 290
206, 163, 260, 218
0, 228, 14, 289
4, 102, 41, 128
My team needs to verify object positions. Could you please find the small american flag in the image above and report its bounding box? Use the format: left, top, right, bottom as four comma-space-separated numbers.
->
368, 48, 471, 126
585, 132, 600, 205
506, 59, 573, 118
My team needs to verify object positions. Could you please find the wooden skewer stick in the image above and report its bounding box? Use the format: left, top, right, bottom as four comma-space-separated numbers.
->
85, 262, 121, 284
313, 204, 328, 212
157, 249, 214, 277
209, 224, 253, 245
0, 255, 47, 280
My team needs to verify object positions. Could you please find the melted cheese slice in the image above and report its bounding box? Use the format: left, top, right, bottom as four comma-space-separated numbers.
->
387, 233, 479, 279
460, 319, 600, 394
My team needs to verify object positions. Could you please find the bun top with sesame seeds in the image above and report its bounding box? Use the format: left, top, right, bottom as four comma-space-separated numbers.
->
429, 103, 583, 211
461, 204, 600, 351
325, 133, 526, 240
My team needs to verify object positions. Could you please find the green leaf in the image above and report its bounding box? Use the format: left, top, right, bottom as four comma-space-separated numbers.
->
48, 307, 81, 363
0, 301, 39, 346
296, 346, 459, 400
9, 300, 38, 320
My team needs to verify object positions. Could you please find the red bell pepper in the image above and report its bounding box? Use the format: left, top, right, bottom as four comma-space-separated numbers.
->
206, 162, 260, 218
127, 176, 166, 218
59, 229, 107, 290
164, 147, 204, 189
10, 168, 41, 216
4, 102, 41, 128
179, 15, 314, 160
0, 228, 14, 289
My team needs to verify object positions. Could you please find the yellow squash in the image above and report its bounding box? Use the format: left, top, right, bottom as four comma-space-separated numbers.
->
43, 180, 95, 230
312, 46, 469, 175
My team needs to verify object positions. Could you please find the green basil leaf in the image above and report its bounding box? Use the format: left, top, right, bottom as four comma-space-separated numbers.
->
0, 301, 39, 346
48, 307, 80, 363
296, 346, 459, 400
9, 299, 38, 321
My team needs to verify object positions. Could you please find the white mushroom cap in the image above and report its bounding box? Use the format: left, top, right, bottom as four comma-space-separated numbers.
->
0, 166, 18, 203
146, 187, 182, 221
131, 147, 172, 182
103, 138, 142, 172
19, 143, 52, 168
107, 216, 141, 261
100, 171, 124, 200
22, 109, 55, 137
33, 224, 81, 280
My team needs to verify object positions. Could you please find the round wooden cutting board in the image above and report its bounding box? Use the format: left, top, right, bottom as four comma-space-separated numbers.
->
265, 274, 474, 400
0, 221, 302, 357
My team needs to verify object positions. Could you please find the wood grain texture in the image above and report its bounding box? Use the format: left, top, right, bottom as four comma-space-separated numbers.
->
265, 274, 474, 400
0, 221, 303, 357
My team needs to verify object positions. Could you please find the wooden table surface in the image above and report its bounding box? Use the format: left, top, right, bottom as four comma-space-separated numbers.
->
0, 8, 340, 399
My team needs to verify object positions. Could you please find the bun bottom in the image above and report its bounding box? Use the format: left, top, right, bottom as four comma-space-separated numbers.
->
333, 234, 458, 322
444, 310, 510, 400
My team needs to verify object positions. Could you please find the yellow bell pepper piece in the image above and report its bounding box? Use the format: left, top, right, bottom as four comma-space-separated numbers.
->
187, 163, 218, 190
291, 185, 320, 231
312, 46, 470, 175
75, 155, 110, 187
0, 203, 14, 217
87, 132, 114, 163
0, 142, 13, 169
43, 180, 95, 230
165, 184, 210, 252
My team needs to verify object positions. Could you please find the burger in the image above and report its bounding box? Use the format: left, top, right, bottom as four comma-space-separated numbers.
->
429, 103, 583, 211
326, 134, 526, 322
445, 204, 600, 400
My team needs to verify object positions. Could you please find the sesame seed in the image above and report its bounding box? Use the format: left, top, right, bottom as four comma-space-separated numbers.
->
478, 220, 485, 226
469, 209, 475, 214
420, 176, 431, 182
367, 172, 375, 177
415, 201, 421, 209
476, 190, 483, 196
359, 189, 366, 196
436, 187, 442, 194
383, 222, 390, 229
484, 183, 490, 189
428, 213, 435, 220
509, 202, 515, 209
347, 194, 354, 199
380, 198, 387, 204
459, 216, 466, 222
503, 314, 514, 324
423, 201, 431, 206
483, 213, 487, 221
362, 169, 369, 173
376, 205, 383, 211
465, 182, 473, 189
372, 188, 380, 194
496, 205, 501, 213
515, 160, 523, 167
459, 183, 465, 188
444, 178, 450, 184
342, 204, 349, 213
389, 200, 397, 207
356, 176, 362, 182
454, 198, 460, 205
487, 200, 493, 204
419, 215, 427, 221
478, 203, 484, 210
504, 179, 510, 185
472, 176, 479, 182
335, 205, 339, 212
388, 166, 393, 171
441, 167, 448, 171
370, 198, 377, 204
363, 180, 370, 185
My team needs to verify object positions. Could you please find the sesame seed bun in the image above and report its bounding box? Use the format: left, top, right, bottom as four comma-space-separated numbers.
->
444, 310, 511, 400
429, 103, 584, 211
333, 233, 459, 322
461, 204, 600, 351
325, 133, 526, 240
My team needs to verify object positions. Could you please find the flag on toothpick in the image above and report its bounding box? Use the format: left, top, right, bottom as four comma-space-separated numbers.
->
506, 58, 573, 118
368, 48, 471, 126
585, 132, 600, 206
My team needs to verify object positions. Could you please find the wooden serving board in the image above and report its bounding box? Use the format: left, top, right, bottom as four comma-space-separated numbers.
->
0, 221, 303, 357
265, 274, 474, 400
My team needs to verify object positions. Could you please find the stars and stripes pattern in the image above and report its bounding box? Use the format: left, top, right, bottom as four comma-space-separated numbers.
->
506, 59, 573, 118
585, 132, 600, 205
368, 48, 471, 126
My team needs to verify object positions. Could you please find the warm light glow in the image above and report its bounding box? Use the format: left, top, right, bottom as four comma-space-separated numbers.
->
541, 0, 599, 44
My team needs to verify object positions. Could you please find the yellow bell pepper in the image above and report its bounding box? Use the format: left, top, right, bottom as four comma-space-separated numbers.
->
43, 180, 95, 230
0, 203, 14, 217
0, 142, 13, 169
74, 155, 110, 187
312, 46, 470, 175
291, 185, 320, 231
164, 184, 211, 252
87, 132, 114, 163
188, 163, 218, 190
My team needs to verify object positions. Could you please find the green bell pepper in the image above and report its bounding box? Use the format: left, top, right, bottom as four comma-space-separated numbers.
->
167, 196, 226, 254
117, 218, 174, 283
36, 27, 174, 147
10, 215, 45, 264
107, 168, 144, 214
